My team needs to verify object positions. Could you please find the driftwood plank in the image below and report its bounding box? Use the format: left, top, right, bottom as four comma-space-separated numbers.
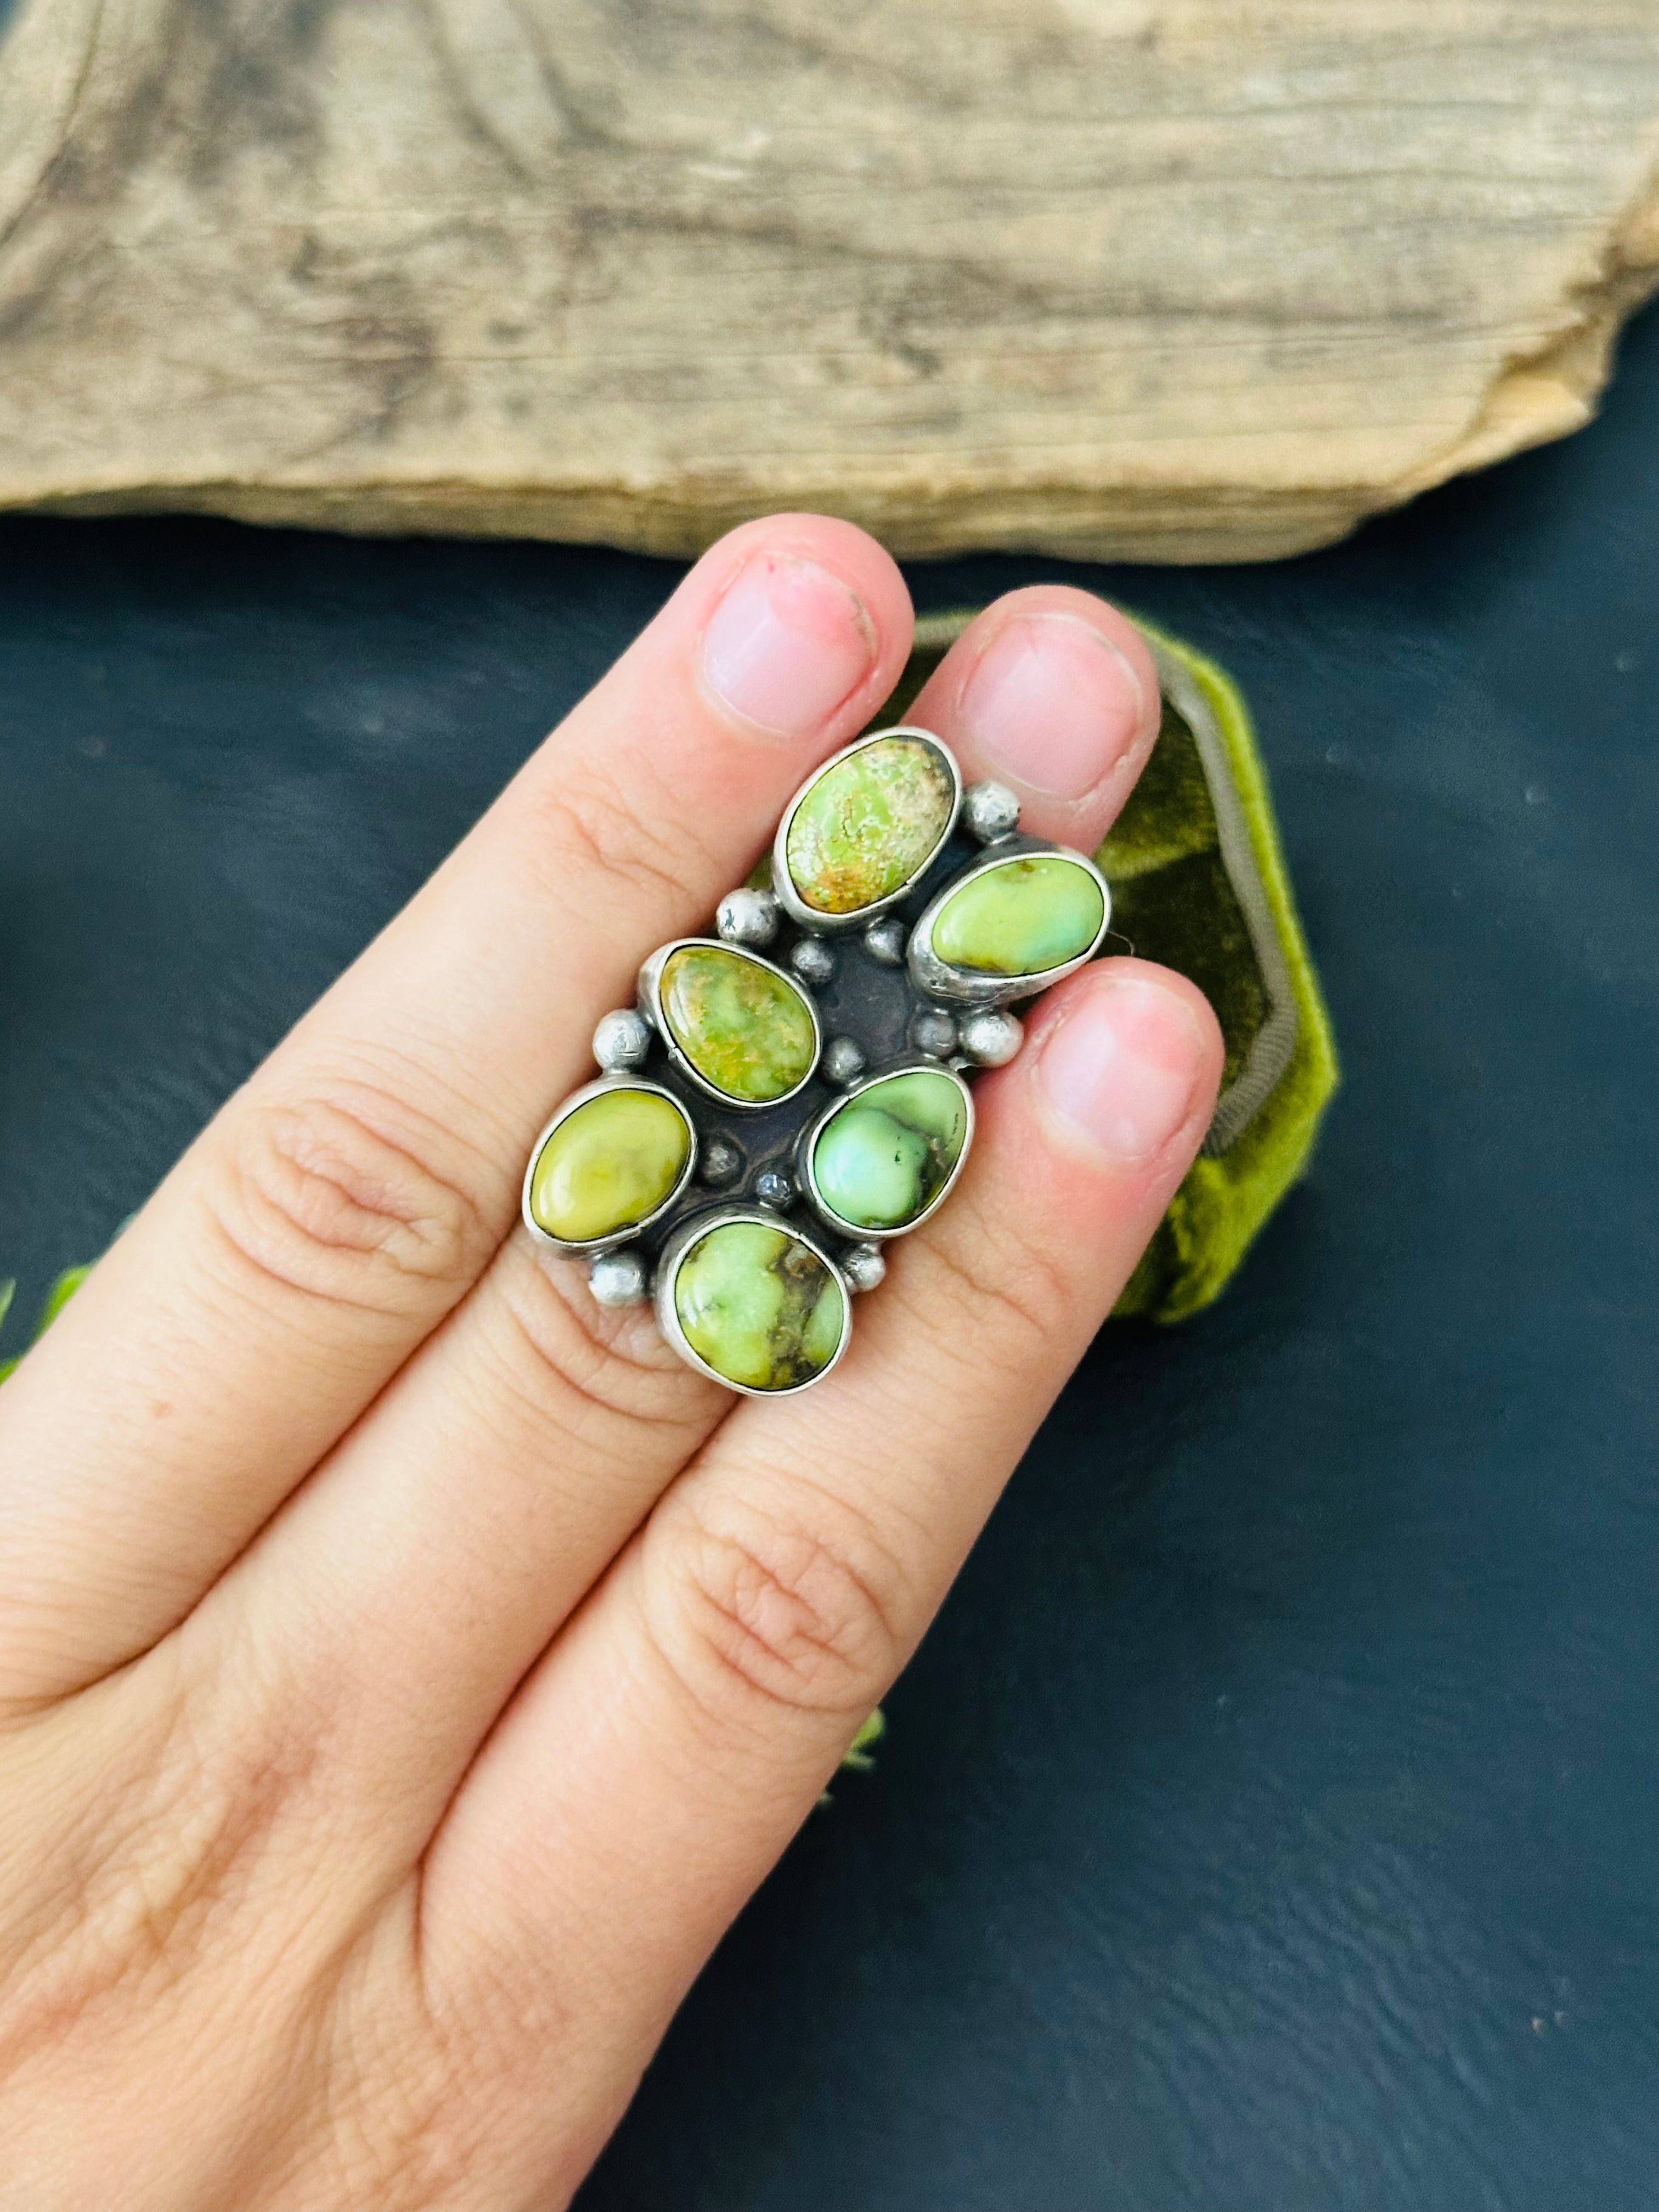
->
1, 0, 1656, 561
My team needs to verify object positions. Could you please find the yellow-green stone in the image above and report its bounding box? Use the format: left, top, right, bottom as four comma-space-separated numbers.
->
785, 735, 955, 916
930, 854, 1105, 977
529, 1087, 690, 1244
673, 1220, 847, 1390
660, 945, 817, 1103
811, 1069, 968, 1232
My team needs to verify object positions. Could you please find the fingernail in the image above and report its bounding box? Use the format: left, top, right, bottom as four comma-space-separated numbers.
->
702, 553, 877, 740
960, 611, 1148, 800
1039, 975, 1206, 1161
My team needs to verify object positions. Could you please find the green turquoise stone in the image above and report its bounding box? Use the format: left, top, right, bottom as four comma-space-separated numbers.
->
528, 1087, 690, 1244
660, 945, 817, 1103
810, 1068, 969, 1233
929, 854, 1105, 977
673, 1220, 848, 1390
785, 735, 956, 916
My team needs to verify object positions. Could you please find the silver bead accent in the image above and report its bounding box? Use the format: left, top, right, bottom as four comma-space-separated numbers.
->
822, 1035, 868, 1087
958, 1008, 1025, 1067
789, 935, 836, 986
699, 1133, 743, 1187
842, 1243, 887, 1294
754, 1164, 795, 1210
910, 1007, 958, 1059
863, 916, 907, 966
588, 1249, 650, 1307
963, 779, 1020, 843
592, 1007, 652, 1072
716, 886, 781, 948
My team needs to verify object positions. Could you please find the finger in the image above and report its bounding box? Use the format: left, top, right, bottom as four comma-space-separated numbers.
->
414, 959, 1222, 2132
0, 515, 913, 1707
185, 587, 1176, 1855
907, 584, 1161, 851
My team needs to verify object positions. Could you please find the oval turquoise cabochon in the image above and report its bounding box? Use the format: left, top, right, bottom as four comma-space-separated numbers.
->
657, 943, 819, 1103
782, 732, 957, 917
928, 852, 1106, 978
527, 1085, 692, 1245
671, 1218, 848, 1391
809, 1066, 970, 1235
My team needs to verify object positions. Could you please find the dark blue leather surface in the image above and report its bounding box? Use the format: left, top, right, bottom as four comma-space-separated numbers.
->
2, 307, 1655, 2211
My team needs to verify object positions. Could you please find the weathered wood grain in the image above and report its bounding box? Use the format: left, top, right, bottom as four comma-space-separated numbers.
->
1, 0, 1656, 561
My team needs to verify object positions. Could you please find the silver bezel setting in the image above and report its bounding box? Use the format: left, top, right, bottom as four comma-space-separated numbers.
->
796, 1058, 975, 1243
521, 1076, 698, 1255
771, 725, 963, 933
653, 1206, 854, 1397
638, 938, 823, 1110
906, 843, 1112, 1007
514, 721, 1130, 1396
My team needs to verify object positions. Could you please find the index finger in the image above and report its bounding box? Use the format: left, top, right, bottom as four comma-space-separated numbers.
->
0, 515, 913, 1709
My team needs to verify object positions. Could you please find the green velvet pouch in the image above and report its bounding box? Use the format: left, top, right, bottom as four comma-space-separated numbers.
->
878, 613, 1339, 1323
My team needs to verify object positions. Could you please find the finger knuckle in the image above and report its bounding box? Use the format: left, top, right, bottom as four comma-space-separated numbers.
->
492, 1237, 707, 1441
0, 1657, 303, 2045
207, 1080, 498, 1319
527, 757, 720, 921
912, 1214, 1077, 1380
315, 1985, 489, 2212
378, 1922, 595, 2210
651, 1488, 905, 1730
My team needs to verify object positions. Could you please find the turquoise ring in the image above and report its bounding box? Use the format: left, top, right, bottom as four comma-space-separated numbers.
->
522, 727, 1111, 1395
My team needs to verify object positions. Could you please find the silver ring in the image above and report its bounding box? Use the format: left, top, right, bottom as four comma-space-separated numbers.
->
522, 725, 1110, 1395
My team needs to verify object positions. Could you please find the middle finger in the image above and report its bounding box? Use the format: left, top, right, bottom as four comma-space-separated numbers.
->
199, 585, 1162, 1849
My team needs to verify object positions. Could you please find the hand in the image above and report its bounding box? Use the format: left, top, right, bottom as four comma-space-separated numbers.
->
0, 516, 1222, 2208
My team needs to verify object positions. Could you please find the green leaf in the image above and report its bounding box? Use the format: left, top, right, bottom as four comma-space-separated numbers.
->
838, 1707, 885, 1773
0, 1261, 96, 1385
37, 1264, 93, 1334
816, 1707, 887, 1809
